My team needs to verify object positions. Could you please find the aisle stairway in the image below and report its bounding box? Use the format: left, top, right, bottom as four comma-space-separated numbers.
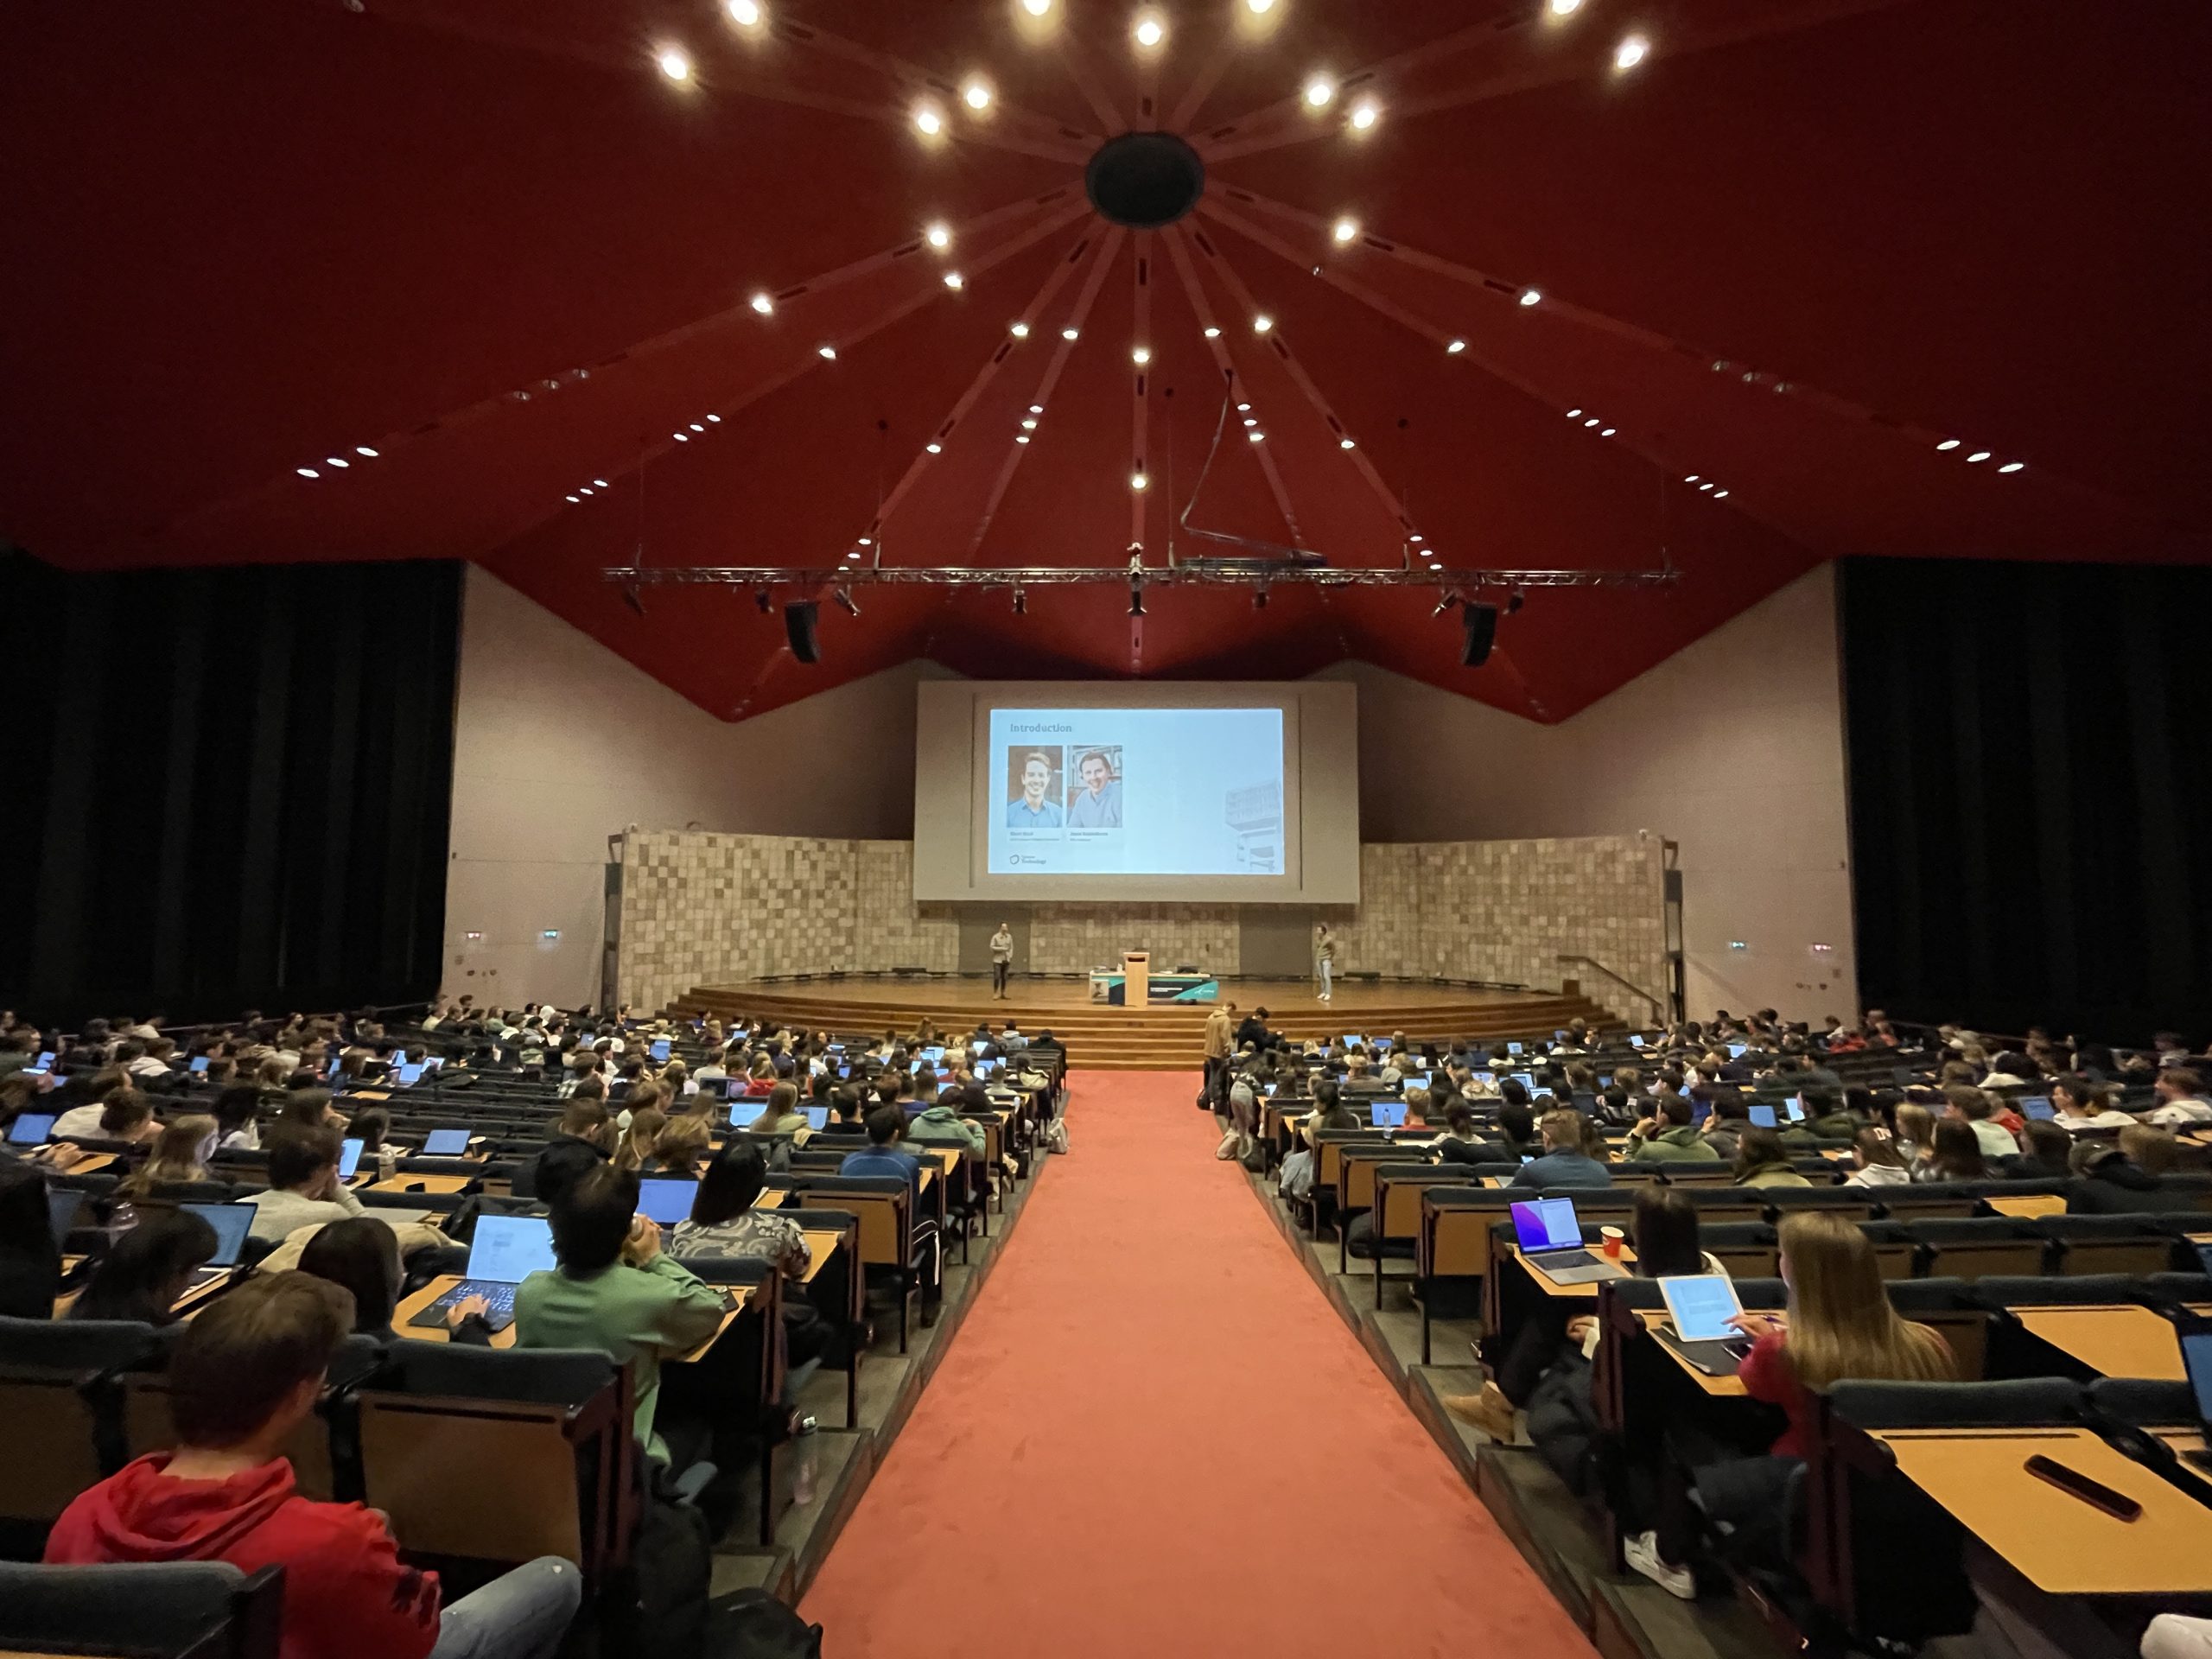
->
672, 983, 1619, 1069
797, 1072, 1598, 1658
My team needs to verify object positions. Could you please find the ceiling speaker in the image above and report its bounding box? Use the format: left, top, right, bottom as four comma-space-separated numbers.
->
1461, 601, 1498, 668
784, 600, 821, 664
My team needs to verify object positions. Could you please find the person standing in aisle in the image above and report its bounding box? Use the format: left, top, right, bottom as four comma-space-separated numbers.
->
1204, 1000, 1236, 1155
989, 922, 1014, 1000
1314, 924, 1337, 1004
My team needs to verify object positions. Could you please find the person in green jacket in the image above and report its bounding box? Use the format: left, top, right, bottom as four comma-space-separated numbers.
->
1732, 1127, 1813, 1188
906, 1096, 986, 1154
1626, 1096, 1721, 1163
516, 1164, 729, 1465
1778, 1084, 1860, 1149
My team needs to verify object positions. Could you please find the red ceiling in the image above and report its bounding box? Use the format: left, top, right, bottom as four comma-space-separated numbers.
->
4, 0, 2208, 721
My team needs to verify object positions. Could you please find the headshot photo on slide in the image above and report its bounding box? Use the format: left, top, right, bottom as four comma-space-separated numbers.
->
1007, 747, 1065, 830
1065, 747, 1123, 830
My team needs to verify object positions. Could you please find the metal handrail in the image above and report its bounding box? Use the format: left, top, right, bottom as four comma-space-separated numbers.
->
1554, 955, 1667, 1027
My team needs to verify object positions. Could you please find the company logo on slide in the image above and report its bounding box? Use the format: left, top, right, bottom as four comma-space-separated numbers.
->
1011, 854, 1046, 867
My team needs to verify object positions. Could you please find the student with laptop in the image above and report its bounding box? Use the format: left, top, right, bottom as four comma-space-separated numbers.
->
1510, 1109, 1614, 1190
1731, 1127, 1811, 1187
69, 1210, 220, 1324
744, 1079, 812, 1142
300, 1217, 493, 1344
1622, 1212, 1953, 1600
1445, 1189, 1716, 1443
515, 1165, 728, 1465
1625, 1096, 1721, 1165
242, 1126, 368, 1243
46, 1270, 582, 1659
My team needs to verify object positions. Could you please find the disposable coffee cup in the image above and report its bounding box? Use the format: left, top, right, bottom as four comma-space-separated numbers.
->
1599, 1225, 1625, 1260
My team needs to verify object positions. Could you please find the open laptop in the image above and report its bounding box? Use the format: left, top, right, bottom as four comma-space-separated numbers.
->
47, 1188, 83, 1249
421, 1128, 472, 1156
803, 1105, 830, 1131
2175, 1319, 2212, 1472
406, 1214, 558, 1332
338, 1138, 365, 1180
2020, 1096, 2056, 1121
1629, 1034, 1646, 1049
1343, 1034, 1366, 1048
7, 1112, 55, 1147
176, 1202, 257, 1294
1510, 1198, 1622, 1285
1657, 1274, 1755, 1375
1370, 1100, 1408, 1129
394, 1063, 425, 1086
1748, 1103, 1778, 1128
650, 1039, 672, 1063
1506, 1042, 1524, 1057
1783, 1095, 1808, 1122
636, 1176, 698, 1226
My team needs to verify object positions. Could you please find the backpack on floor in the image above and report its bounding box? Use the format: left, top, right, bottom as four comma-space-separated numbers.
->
611, 1490, 711, 1655
1042, 1115, 1071, 1155
702, 1588, 823, 1659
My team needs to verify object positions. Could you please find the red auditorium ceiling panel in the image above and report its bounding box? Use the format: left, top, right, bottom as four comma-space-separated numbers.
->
3, 0, 2205, 724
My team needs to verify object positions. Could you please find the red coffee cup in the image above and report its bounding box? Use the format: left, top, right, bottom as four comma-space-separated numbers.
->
1599, 1225, 1625, 1260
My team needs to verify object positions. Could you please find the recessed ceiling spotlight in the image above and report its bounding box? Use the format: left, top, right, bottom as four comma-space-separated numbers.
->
1713, 490, 1730, 499
1243, 417, 1257, 428
726, 0, 763, 26
1582, 418, 1599, 428
1204, 326, 1221, 339
1304, 74, 1336, 108
1029, 404, 1044, 414
1253, 314, 1273, 333
1548, 0, 1583, 14
1016, 435, 1031, 444
1022, 0, 1052, 15
1446, 339, 1466, 354
817, 345, 837, 359
1339, 437, 1356, 450
565, 493, 579, 502
685, 423, 702, 432
1613, 33, 1649, 71
1600, 427, 1616, 436
327, 456, 348, 467
1022, 419, 1038, 429
858, 537, 874, 546
657, 46, 692, 81
944, 271, 964, 289
1332, 217, 1358, 245
925, 222, 951, 250
1937, 439, 1961, 451
847, 550, 861, 561
1249, 430, 1265, 442
1133, 10, 1166, 48
1686, 475, 1702, 484
749, 292, 773, 315
1967, 450, 1991, 463
1131, 471, 1149, 491
594, 479, 608, 488
297, 467, 319, 479
1010, 321, 1031, 337
1349, 99, 1380, 130
673, 431, 689, 442
963, 79, 993, 111
1999, 461, 2025, 474
1062, 327, 1079, 341
1247, 0, 1275, 11
705, 414, 721, 423
1699, 481, 1714, 493
1519, 287, 1542, 307
1132, 346, 1151, 365
926, 442, 943, 454
914, 103, 944, 136
1236, 402, 1251, 411
1567, 408, 1583, 418
355, 445, 378, 458
578, 486, 594, 497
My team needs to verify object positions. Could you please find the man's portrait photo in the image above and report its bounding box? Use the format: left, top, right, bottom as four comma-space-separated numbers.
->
1065, 747, 1123, 830
1006, 747, 1064, 829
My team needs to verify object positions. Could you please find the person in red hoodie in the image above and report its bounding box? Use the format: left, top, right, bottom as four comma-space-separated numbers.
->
46, 1271, 580, 1659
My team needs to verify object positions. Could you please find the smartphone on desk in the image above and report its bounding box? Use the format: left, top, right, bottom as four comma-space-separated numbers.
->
2024, 1454, 2141, 1522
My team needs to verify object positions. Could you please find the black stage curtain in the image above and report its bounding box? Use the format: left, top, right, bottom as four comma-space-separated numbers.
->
0, 552, 461, 1027
1840, 556, 2212, 1045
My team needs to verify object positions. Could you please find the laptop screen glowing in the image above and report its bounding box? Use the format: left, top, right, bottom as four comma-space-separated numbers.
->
465, 1215, 558, 1284
1510, 1198, 1580, 1253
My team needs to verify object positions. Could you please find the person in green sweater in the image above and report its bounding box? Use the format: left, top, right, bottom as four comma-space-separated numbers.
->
1732, 1126, 1813, 1188
1778, 1083, 1860, 1149
1625, 1096, 1720, 1164
515, 1164, 729, 1465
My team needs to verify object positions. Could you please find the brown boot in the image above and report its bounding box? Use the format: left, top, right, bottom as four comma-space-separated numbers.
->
1442, 1386, 1517, 1442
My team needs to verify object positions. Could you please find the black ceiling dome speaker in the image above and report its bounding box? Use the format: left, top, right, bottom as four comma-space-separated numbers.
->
1085, 131, 1206, 229
784, 600, 821, 664
1461, 602, 1498, 668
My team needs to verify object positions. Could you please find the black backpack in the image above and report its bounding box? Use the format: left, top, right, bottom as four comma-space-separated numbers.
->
610, 1491, 711, 1655
702, 1589, 823, 1659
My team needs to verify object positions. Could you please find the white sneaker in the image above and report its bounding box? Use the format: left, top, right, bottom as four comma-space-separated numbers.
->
1238, 1135, 1255, 1160
1215, 1130, 1239, 1159
1623, 1531, 1695, 1601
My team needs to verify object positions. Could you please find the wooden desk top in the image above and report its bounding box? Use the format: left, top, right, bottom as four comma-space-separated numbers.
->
799, 1229, 842, 1285
1872, 1426, 2212, 1596
1511, 1243, 1632, 1300
1985, 1194, 2067, 1219
752, 1189, 788, 1209
2013, 1305, 2184, 1382
1633, 1308, 1750, 1397
366, 1173, 474, 1195
392, 1272, 751, 1361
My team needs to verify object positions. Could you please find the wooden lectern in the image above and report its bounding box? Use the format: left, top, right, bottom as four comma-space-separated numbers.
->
1122, 950, 1149, 1007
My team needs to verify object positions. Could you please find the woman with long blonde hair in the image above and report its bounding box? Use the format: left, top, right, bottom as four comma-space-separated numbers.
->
1624, 1211, 1952, 1599
118, 1115, 219, 1202
613, 1108, 666, 1173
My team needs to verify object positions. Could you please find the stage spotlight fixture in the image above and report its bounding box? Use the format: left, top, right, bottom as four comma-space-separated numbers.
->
783, 601, 822, 664
1254, 586, 1269, 612
1432, 592, 1458, 619
620, 581, 646, 618
1506, 590, 1526, 614
753, 588, 773, 613
834, 588, 860, 617
1012, 586, 1027, 615
1461, 601, 1499, 668
1128, 578, 1146, 618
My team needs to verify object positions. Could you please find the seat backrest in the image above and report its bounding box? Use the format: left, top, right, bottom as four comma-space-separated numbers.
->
0, 1559, 280, 1658
1376, 1166, 1460, 1240
383, 1341, 615, 1407
2086, 1377, 2195, 1425
1974, 1274, 2139, 1308
1909, 1218, 2048, 1281
0, 1314, 162, 1523
1829, 1377, 2082, 1428
791, 1177, 908, 1266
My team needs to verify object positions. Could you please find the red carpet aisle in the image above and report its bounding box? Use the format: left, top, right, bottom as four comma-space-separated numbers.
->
800, 1072, 1597, 1659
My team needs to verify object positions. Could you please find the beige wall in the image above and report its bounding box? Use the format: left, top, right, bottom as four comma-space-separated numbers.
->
1317, 563, 1856, 1023
442, 569, 948, 1009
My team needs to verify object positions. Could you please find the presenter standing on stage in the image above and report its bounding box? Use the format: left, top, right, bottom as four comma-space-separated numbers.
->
989, 922, 1014, 1000
1314, 924, 1336, 1004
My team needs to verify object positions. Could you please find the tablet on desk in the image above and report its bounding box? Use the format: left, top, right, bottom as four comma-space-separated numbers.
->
1657, 1274, 1754, 1375
803, 1106, 829, 1131
189, 1056, 210, 1076
7, 1112, 55, 1147
2021, 1096, 2055, 1121
422, 1128, 472, 1157
637, 1176, 699, 1226
1748, 1104, 1777, 1128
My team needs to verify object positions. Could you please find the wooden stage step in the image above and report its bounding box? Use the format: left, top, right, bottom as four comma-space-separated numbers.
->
670, 977, 1623, 1070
